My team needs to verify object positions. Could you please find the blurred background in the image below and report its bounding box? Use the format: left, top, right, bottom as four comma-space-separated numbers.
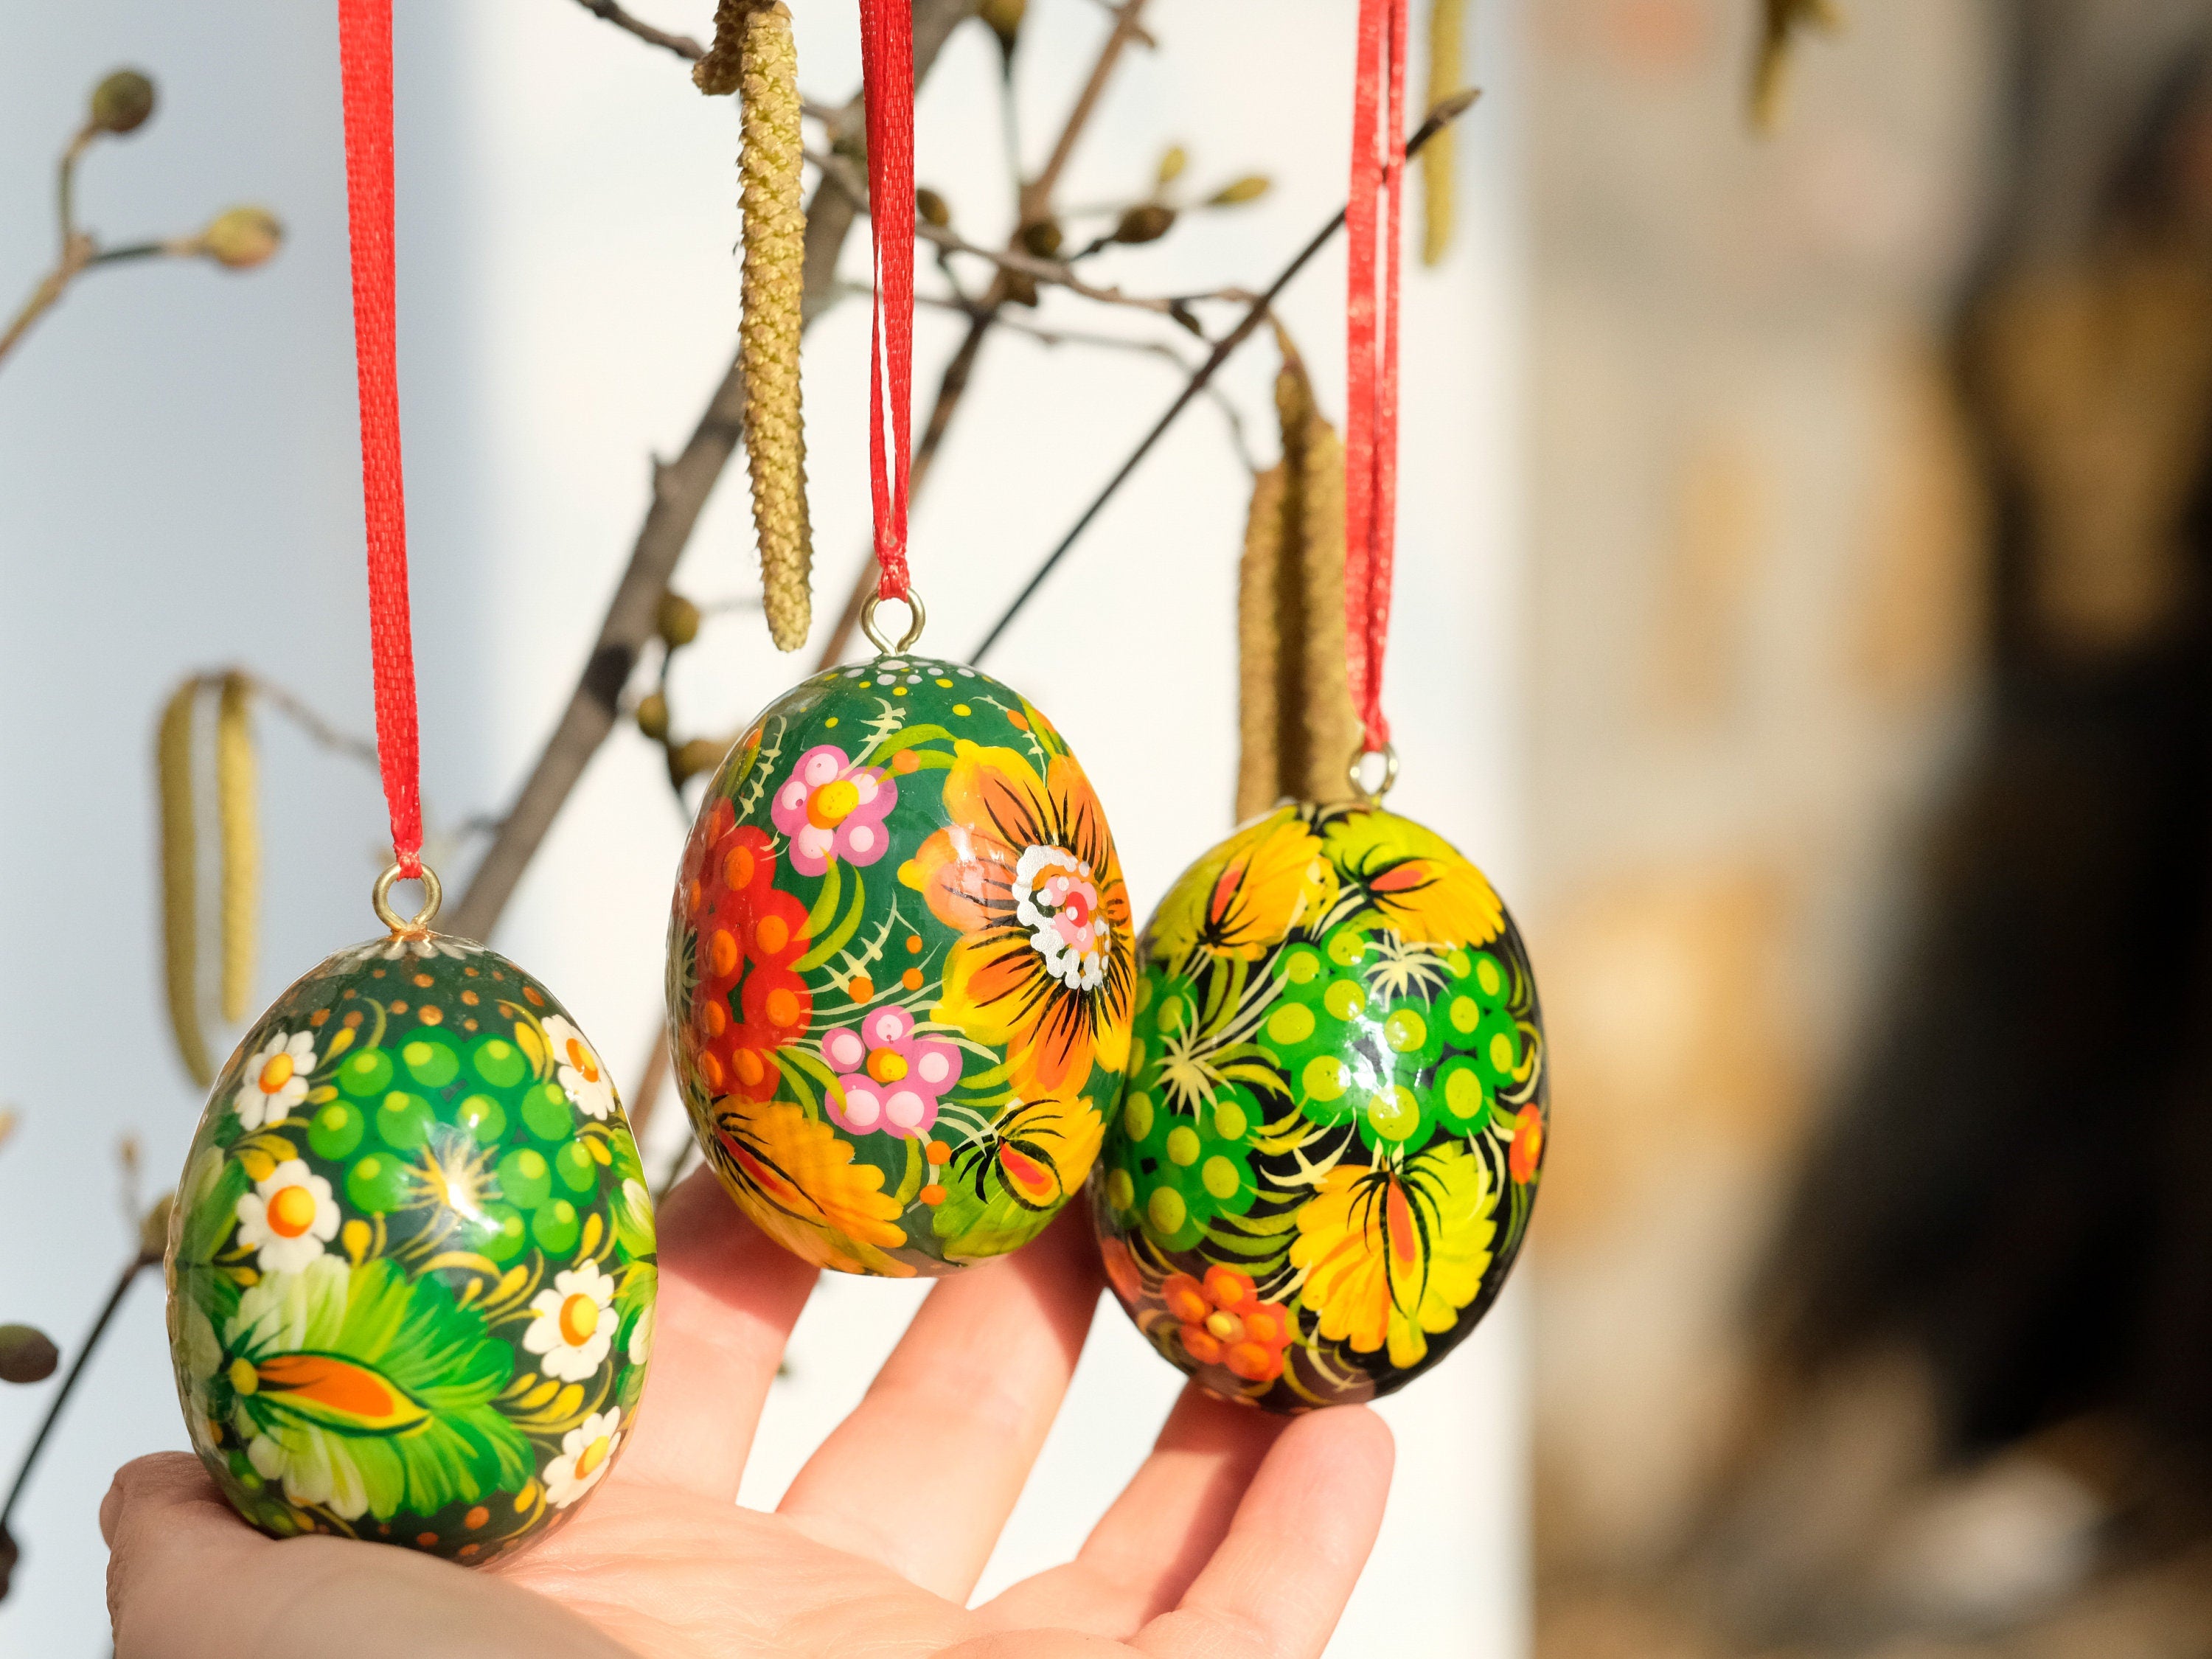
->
10, 0, 2212, 1655
0, 0, 1523, 1652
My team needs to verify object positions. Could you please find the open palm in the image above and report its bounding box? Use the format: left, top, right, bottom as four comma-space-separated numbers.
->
104, 1167, 1394, 1658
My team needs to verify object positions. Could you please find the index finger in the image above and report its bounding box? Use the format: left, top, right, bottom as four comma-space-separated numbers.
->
607, 1163, 818, 1503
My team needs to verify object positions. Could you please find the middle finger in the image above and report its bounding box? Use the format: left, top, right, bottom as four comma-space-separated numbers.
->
776, 1207, 1103, 1601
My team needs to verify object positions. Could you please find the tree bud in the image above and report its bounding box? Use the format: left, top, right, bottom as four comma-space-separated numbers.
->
978, 0, 1025, 55
0, 1324, 58, 1385
90, 70, 156, 136
636, 692, 670, 741
669, 737, 728, 785
1207, 175, 1271, 206
657, 592, 702, 648
201, 206, 283, 270
917, 187, 951, 228
1113, 203, 1176, 246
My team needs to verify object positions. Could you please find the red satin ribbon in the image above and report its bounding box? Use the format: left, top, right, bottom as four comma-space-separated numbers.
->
858, 0, 915, 603
337, 0, 423, 878
1344, 0, 1406, 756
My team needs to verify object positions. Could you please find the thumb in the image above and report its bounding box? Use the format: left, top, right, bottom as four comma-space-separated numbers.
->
103, 1453, 274, 1657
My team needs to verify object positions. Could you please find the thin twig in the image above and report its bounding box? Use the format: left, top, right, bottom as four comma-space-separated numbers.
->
970, 89, 1481, 664
565, 0, 848, 126
447, 0, 982, 943
892, 286, 1258, 467
245, 673, 380, 767
811, 0, 1157, 669
568, 0, 704, 62
0, 1259, 147, 1534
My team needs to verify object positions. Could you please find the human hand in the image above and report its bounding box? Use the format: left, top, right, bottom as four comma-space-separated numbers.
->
103, 1167, 1394, 1658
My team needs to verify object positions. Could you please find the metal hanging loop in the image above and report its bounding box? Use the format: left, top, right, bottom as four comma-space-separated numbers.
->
372, 861, 443, 934
860, 591, 928, 655
1347, 742, 1399, 807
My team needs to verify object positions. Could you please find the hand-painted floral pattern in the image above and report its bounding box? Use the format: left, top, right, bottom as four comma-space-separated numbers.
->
900, 740, 1133, 1101
822, 1006, 962, 1136
166, 937, 656, 1562
771, 743, 898, 874
668, 657, 1135, 1277
523, 1260, 619, 1382
541, 1015, 616, 1121
1093, 801, 1545, 1412
543, 1408, 623, 1509
232, 1031, 316, 1130
233, 1160, 339, 1273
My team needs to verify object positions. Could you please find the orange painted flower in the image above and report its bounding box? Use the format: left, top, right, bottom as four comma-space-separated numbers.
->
900, 742, 1133, 1101
1290, 1142, 1496, 1369
682, 809, 813, 1106
706, 1099, 913, 1276
1161, 1265, 1294, 1382
1509, 1106, 1544, 1185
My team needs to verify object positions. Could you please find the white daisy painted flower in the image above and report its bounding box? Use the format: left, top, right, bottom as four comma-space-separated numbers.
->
627, 1301, 653, 1367
522, 1259, 618, 1381
542, 1015, 616, 1121
232, 1031, 316, 1130
542, 1408, 622, 1509
233, 1160, 339, 1273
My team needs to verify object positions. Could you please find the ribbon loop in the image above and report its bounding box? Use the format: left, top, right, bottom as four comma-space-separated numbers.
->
858, 0, 916, 604
1344, 0, 1406, 756
337, 0, 424, 879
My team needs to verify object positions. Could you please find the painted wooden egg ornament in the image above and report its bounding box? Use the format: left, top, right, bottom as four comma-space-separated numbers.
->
1091, 801, 1547, 1411
667, 653, 1135, 1277
164, 875, 658, 1561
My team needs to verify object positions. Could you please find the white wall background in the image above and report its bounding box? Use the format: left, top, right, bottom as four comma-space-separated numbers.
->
0, 1, 1528, 1652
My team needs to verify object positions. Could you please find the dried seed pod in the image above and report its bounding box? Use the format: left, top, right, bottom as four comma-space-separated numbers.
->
1235, 461, 1290, 823
1233, 326, 1357, 821
737, 1, 813, 651
692, 0, 748, 94
89, 69, 155, 136
201, 206, 284, 270
215, 672, 258, 1025
1421, 0, 1464, 265
1113, 203, 1175, 246
157, 678, 213, 1087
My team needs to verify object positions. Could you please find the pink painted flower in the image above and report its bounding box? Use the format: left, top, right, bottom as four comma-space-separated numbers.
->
771, 745, 898, 876
821, 1005, 962, 1136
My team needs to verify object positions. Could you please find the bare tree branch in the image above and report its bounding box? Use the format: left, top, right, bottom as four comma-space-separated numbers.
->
568, 0, 705, 62
448, 0, 981, 942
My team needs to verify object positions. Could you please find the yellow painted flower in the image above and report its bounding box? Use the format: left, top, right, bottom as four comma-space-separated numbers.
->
1321, 807, 1503, 949
1151, 806, 1339, 966
900, 742, 1133, 1102
1289, 1141, 1496, 1369
706, 1098, 914, 1276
